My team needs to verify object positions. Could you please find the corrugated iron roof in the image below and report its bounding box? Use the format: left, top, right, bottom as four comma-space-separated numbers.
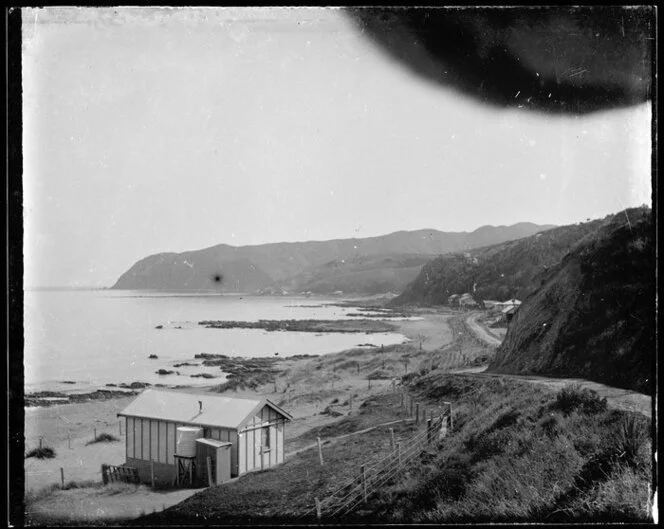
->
196, 438, 232, 448
117, 389, 291, 429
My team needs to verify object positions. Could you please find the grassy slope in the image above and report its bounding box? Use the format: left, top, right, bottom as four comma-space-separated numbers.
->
489, 207, 654, 395
358, 372, 653, 524
132, 371, 653, 525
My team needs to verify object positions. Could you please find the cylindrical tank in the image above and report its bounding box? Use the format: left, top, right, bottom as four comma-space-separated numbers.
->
176, 427, 203, 457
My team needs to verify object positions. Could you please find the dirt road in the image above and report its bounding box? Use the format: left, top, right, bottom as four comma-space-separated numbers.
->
461, 312, 652, 418
463, 312, 502, 348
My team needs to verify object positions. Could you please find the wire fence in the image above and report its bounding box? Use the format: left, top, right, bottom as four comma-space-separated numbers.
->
306, 401, 452, 521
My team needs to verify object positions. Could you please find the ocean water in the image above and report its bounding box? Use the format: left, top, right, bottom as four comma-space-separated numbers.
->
23, 290, 408, 394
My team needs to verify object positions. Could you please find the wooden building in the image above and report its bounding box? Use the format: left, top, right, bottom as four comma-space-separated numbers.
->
117, 389, 292, 487
501, 300, 522, 323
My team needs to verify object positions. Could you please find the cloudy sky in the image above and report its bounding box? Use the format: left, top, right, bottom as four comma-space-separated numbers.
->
22, 7, 652, 288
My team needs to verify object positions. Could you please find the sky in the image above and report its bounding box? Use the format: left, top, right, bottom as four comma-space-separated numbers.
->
22, 7, 652, 288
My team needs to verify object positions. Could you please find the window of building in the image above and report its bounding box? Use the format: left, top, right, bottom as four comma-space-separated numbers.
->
262, 426, 271, 450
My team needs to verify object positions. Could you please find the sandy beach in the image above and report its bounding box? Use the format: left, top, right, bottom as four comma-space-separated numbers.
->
23, 311, 455, 500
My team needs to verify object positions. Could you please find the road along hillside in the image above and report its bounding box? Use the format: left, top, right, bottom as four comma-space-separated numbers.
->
462, 311, 652, 418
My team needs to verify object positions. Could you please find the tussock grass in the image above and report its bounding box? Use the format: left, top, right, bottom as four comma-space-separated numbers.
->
357, 374, 654, 524
552, 384, 608, 415
25, 446, 56, 459
86, 432, 119, 445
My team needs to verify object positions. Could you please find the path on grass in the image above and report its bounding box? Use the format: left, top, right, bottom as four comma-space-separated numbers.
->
460, 312, 652, 418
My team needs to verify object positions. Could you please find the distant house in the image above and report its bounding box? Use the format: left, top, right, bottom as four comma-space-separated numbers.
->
448, 294, 460, 307
459, 293, 478, 309
501, 300, 522, 323
117, 389, 293, 487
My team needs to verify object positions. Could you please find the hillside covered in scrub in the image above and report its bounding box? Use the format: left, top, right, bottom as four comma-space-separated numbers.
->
392, 217, 612, 306
111, 223, 553, 293
489, 207, 654, 395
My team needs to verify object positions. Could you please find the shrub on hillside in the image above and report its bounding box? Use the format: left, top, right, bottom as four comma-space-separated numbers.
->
553, 385, 607, 416
614, 414, 650, 469
86, 432, 119, 445
25, 446, 56, 459
368, 369, 392, 380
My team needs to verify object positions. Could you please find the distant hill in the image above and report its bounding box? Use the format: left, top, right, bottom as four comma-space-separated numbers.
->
111, 223, 554, 293
276, 254, 434, 296
489, 207, 654, 395
391, 219, 607, 306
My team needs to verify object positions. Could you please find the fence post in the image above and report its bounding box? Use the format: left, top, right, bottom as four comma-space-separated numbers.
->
400, 391, 404, 408
315, 497, 322, 521
119, 420, 122, 436
206, 457, 213, 487
427, 419, 432, 444
390, 428, 395, 449
416, 404, 420, 424
449, 403, 454, 431
409, 398, 413, 418
60, 467, 65, 489
317, 437, 324, 466
392, 379, 396, 393
101, 464, 108, 485
151, 460, 156, 489
440, 413, 447, 438
361, 465, 367, 504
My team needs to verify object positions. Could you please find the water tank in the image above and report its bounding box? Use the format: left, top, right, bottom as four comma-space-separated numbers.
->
176, 427, 203, 457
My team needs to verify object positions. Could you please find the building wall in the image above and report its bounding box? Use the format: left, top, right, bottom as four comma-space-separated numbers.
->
125, 417, 199, 466
200, 426, 238, 476
123, 406, 287, 480
237, 405, 285, 475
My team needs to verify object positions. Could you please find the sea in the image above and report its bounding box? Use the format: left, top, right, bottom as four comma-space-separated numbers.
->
23, 289, 409, 395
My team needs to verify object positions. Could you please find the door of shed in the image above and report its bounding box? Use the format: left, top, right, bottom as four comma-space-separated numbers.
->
195, 439, 232, 486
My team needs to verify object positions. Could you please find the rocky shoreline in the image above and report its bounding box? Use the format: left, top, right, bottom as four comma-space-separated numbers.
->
197, 318, 397, 333
24, 353, 322, 408
25, 388, 141, 408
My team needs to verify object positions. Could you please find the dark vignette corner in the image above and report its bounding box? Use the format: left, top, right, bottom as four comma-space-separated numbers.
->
7, 6, 25, 528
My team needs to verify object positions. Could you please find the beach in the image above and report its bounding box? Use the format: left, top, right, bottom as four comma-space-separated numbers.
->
24, 309, 456, 499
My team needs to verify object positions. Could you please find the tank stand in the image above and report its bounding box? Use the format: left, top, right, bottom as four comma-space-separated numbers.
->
174, 454, 196, 487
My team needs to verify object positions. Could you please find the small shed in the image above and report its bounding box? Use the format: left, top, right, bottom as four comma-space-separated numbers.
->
459, 293, 478, 309
502, 304, 519, 323
117, 389, 293, 487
